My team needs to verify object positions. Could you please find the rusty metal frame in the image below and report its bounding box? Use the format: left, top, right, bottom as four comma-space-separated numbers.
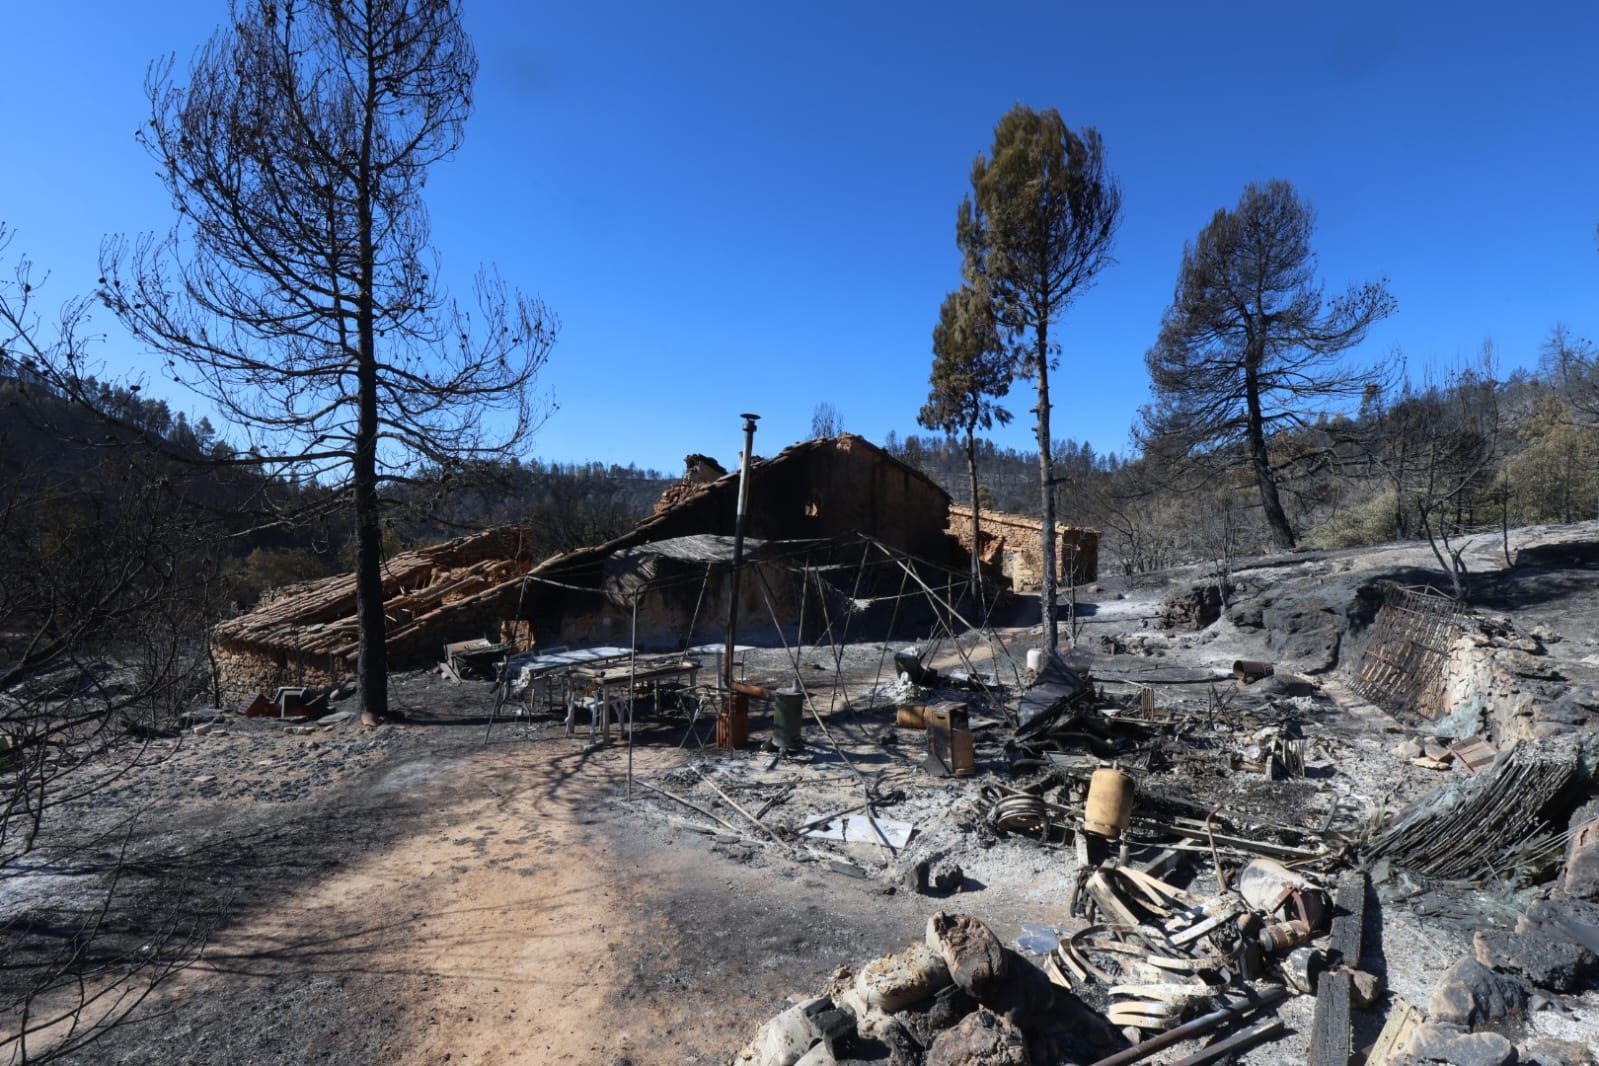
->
1351, 587, 1468, 720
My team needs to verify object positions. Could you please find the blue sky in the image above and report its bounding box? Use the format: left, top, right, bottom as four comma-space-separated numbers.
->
4, 1, 1597, 474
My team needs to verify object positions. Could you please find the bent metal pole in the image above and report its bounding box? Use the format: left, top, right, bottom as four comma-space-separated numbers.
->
723, 413, 760, 695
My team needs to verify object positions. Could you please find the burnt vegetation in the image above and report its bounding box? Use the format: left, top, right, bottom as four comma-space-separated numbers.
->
3, 10, 1599, 1062
889, 333, 1599, 587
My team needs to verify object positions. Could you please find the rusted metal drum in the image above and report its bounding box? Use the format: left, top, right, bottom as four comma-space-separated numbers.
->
716, 691, 749, 749
896, 704, 928, 729
1084, 767, 1134, 839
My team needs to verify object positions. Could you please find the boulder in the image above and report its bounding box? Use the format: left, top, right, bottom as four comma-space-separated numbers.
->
926, 913, 1009, 998
1474, 921, 1598, 994
1262, 605, 1341, 672
1428, 957, 1528, 1028
925, 1008, 1030, 1066
1227, 601, 1265, 630
735, 996, 849, 1066
1160, 583, 1224, 630
854, 943, 951, 1014
1402, 1024, 1517, 1066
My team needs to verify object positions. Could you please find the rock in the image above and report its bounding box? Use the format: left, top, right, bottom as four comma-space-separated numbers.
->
1519, 1037, 1593, 1065
926, 983, 977, 1032
1540, 692, 1593, 726
1568, 798, 1599, 831
909, 860, 967, 895
1403, 1024, 1517, 1066
927, 913, 1008, 999
1351, 967, 1385, 1009
791, 1047, 834, 1066
1393, 738, 1425, 759
1524, 894, 1599, 929
855, 943, 951, 1014
1227, 601, 1265, 629
925, 1008, 1030, 1066
1262, 604, 1342, 672
908, 860, 932, 893
1255, 673, 1317, 696
1474, 920, 1598, 994
1428, 957, 1527, 1028
735, 996, 847, 1066
1160, 583, 1224, 630
1499, 649, 1562, 680
1564, 819, 1599, 901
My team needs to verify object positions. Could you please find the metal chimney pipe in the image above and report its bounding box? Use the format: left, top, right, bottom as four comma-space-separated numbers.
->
723, 412, 760, 695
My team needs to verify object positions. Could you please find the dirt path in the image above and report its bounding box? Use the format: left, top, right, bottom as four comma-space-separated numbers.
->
62, 731, 921, 1065
201, 743, 629, 1064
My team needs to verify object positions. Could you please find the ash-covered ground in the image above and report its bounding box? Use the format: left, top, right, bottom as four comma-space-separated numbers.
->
8, 522, 1599, 1065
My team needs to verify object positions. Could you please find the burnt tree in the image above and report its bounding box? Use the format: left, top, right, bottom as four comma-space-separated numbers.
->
101, 0, 557, 724
1143, 180, 1393, 549
918, 282, 1012, 602
1, 236, 224, 1064
958, 106, 1120, 652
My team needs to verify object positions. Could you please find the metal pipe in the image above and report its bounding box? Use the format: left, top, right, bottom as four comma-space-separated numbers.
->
627, 593, 637, 797
723, 412, 760, 694
1087, 986, 1287, 1066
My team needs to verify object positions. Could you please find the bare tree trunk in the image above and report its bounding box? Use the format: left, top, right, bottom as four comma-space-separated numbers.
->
1245, 363, 1296, 549
353, 353, 388, 725
1393, 444, 1407, 539
965, 424, 982, 609
1036, 318, 1059, 653
1501, 481, 1513, 567
355, 69, 388, 727
1419, 505, 1468, 600
1564, 451, 1573, 524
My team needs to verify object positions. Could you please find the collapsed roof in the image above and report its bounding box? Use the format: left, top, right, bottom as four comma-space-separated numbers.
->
211, 434, 965, 698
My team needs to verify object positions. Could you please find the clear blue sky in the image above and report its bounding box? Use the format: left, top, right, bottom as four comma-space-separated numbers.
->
4, 1, 1597, 474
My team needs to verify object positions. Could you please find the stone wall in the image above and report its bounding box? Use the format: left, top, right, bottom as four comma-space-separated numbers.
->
946, 506, 1098, 587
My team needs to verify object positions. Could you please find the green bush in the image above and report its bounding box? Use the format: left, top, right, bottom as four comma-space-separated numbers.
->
1304, 489, 1399, 550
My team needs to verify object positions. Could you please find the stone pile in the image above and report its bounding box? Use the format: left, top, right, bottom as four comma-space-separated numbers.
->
735, 912, 1121, 1066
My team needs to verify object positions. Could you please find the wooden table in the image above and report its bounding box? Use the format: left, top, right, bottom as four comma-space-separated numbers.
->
566, 659, 701, 743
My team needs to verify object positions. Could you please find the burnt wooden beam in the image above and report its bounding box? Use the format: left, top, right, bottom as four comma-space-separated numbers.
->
1309, 871, 1368, 1066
